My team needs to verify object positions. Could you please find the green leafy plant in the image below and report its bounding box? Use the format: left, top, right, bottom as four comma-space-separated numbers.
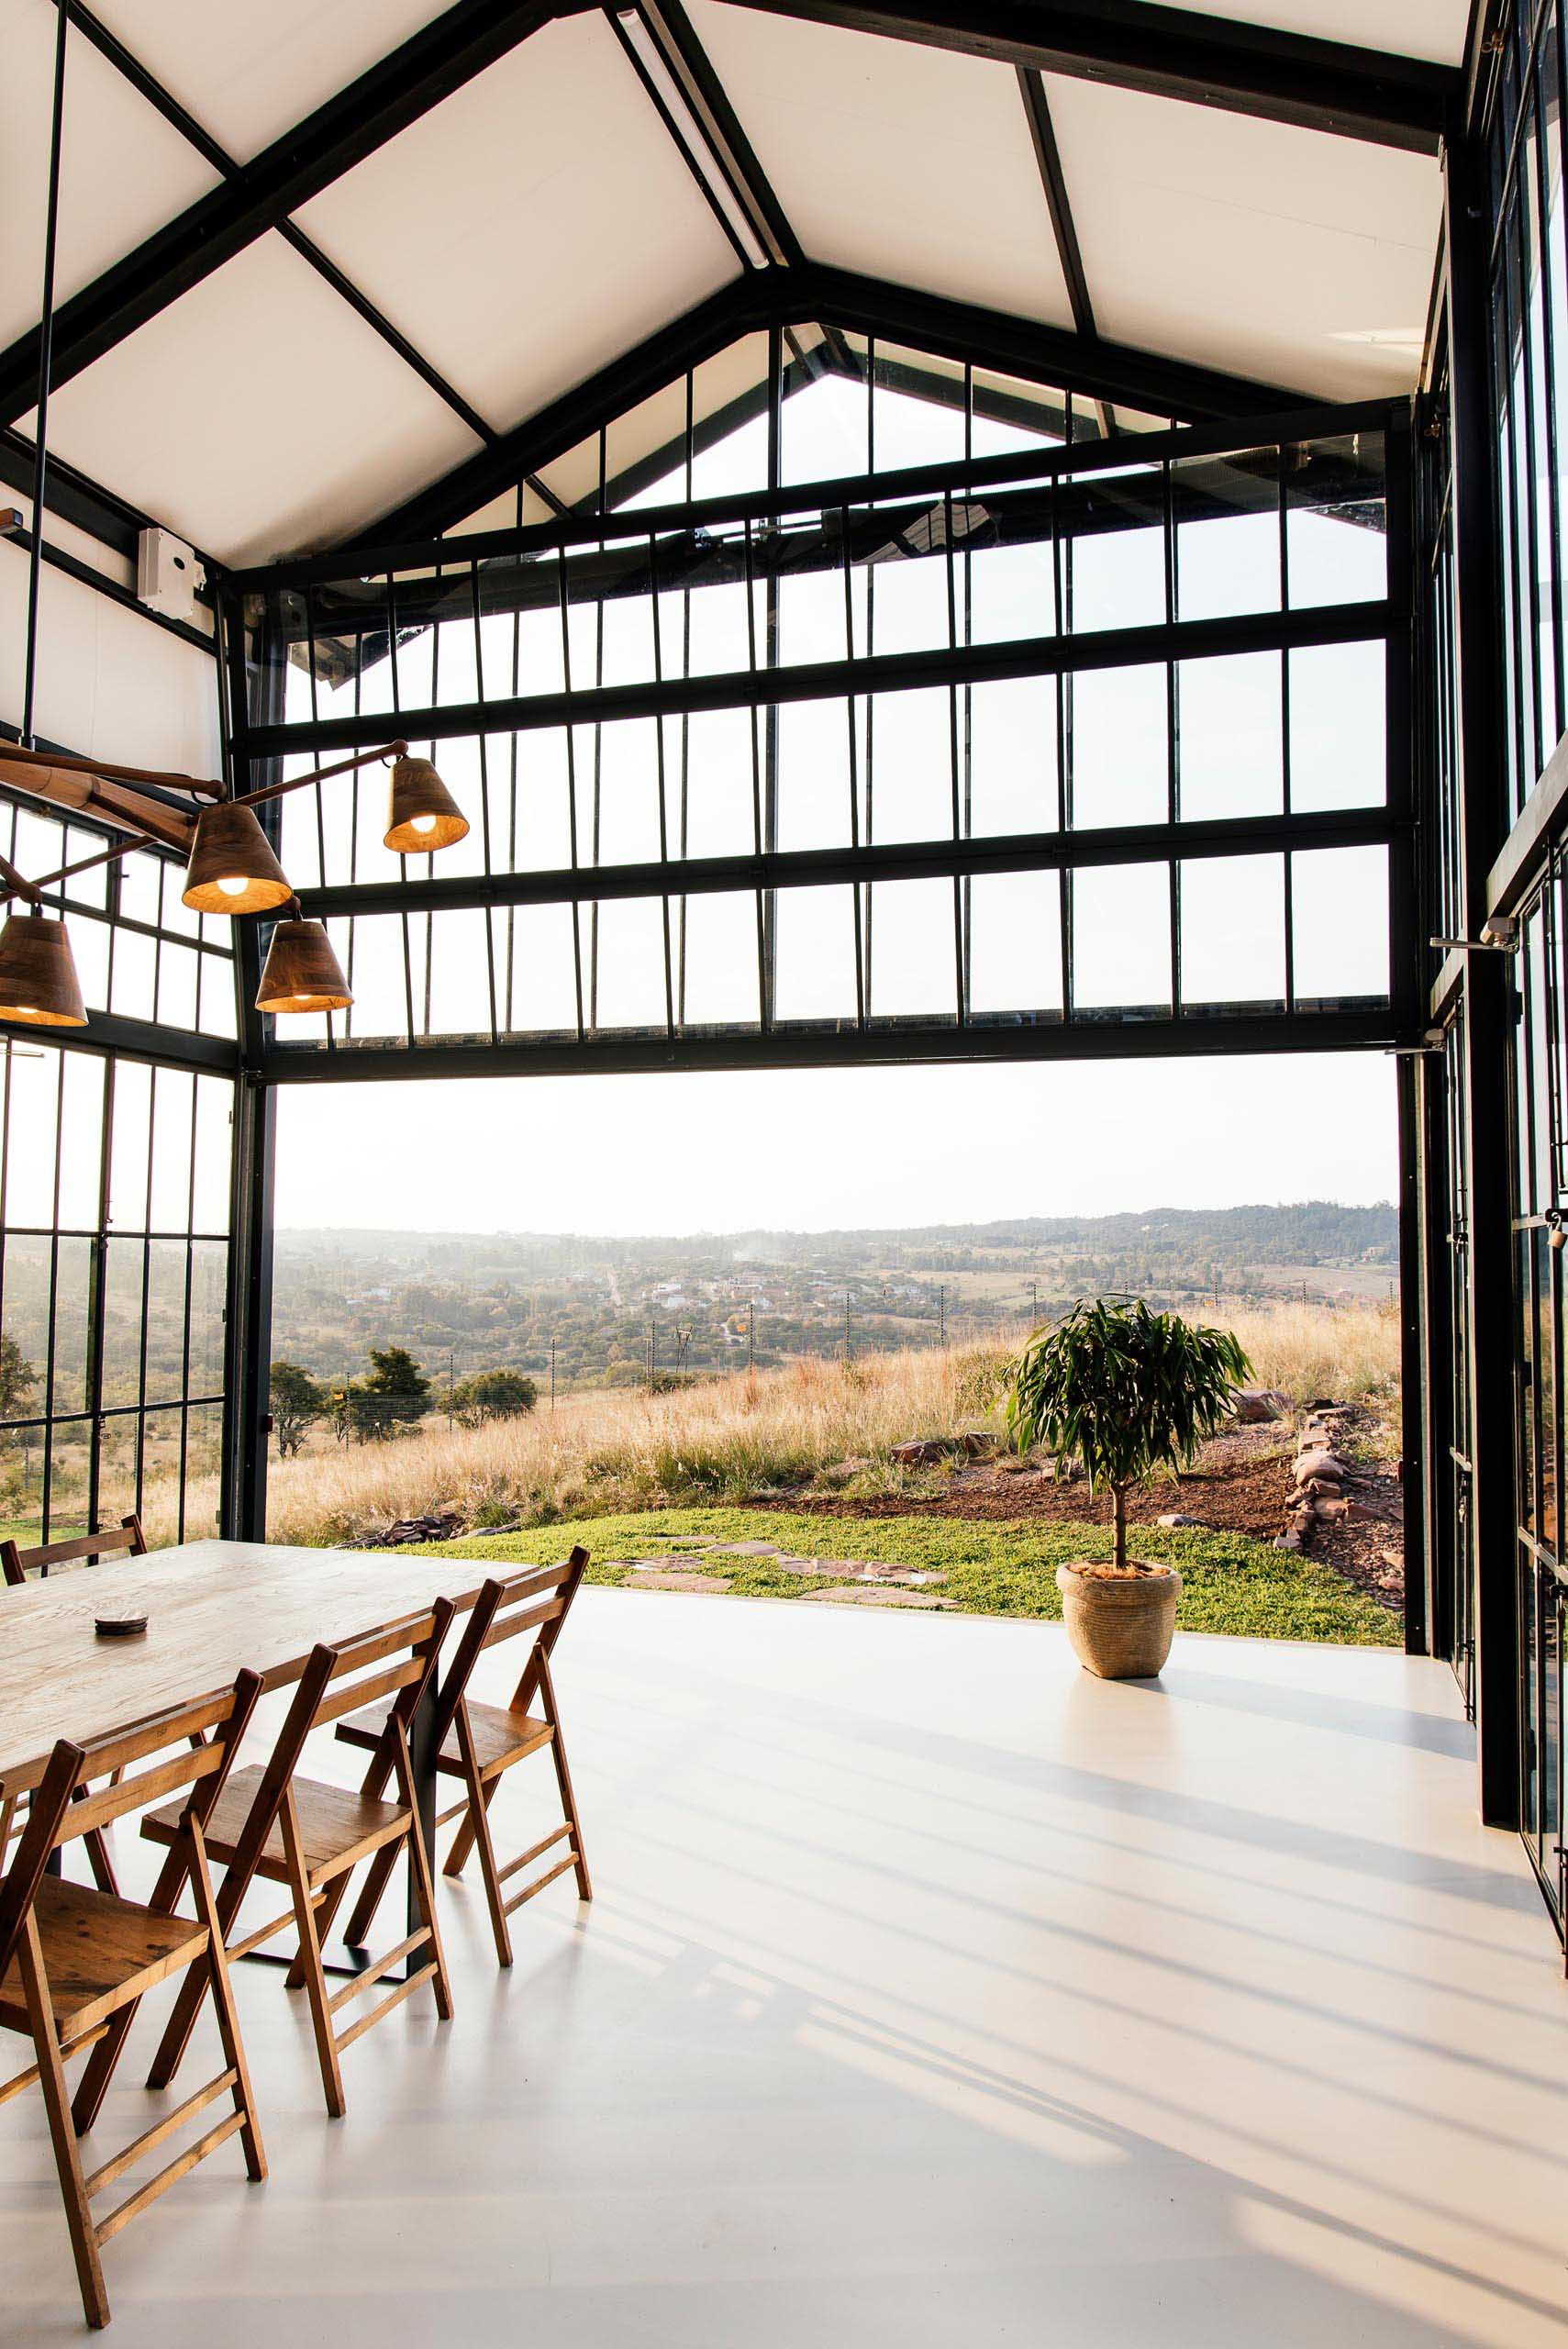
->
1006, 1297, 1251, 1570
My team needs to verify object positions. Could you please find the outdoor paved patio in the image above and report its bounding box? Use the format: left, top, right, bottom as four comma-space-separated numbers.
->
1, 1587, 1562, 2346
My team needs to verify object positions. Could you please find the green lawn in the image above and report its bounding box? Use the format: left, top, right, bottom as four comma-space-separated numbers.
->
401, 1506, 1399, 1646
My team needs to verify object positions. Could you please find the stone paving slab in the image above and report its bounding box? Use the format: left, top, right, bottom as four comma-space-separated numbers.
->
798, 1586, 955, 1609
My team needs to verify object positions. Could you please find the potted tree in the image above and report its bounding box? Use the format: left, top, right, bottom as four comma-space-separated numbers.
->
1006, 1297, 1251, 1679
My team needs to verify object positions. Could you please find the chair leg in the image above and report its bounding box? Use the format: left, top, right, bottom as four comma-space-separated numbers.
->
279, 1802, 346, 2120
340, 1839, 400, 1952
393, 1742, 454, 2023
463, 1756, 514, 1969
443, 1776, 496, 1879
188, 1824, 266, 2183
19, 1920, 109, 2330
286, 1870, 349, 1990
541, 1664, 593, 1902
79, 1844, 188, 2130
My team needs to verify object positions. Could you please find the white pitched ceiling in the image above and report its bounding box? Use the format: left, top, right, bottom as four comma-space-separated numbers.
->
1045, 73, 1443, 398
686, 1, 1073, 329
27, 232, 477, 564
294, 14, 739, 438
1141, 0, 1470, 63
0, 0, 219, 350
77, 0, 453, 165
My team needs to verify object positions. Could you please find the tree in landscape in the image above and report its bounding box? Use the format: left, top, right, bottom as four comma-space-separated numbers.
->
353, 1345, 431, 1440
452, 1366, 538, 1425
270, 1360, 328, 1458
1006, 1296, 1251, 1570
0, 1333, 38, 1423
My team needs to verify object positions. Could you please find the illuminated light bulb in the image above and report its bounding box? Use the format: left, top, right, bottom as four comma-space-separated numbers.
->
217, 874, 250, 897
410, 813, 438, 835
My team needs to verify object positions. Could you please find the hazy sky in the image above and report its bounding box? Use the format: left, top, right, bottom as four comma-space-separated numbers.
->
274, 1051, 1397, 1235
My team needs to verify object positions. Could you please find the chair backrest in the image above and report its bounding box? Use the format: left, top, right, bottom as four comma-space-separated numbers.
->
1, 1512, 146, 1588
430, 1548, 589, 1744
254, 1599, 455, 1816
0, 1673, 260, 1982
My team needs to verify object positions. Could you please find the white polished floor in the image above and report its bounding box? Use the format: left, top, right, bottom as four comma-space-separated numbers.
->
2, 1589, 1564, 2346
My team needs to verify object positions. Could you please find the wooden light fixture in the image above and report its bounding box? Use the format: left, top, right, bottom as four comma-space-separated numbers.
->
255, 907, 351, 1013
0, 908, 86, 1027
385, 754, 468, 852
183, 800, 293, 914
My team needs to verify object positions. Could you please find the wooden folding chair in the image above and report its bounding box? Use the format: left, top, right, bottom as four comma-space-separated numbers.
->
336, 1549, 592, 1968
0, 1520, 148, 1890
0, 1512, 147, 1589
0, 1676, 266, 2331
139, 1601, 456, 2121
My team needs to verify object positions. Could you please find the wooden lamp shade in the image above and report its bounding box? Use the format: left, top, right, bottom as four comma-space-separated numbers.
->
385, 755, 468, 853
255, 914, 351, 1013
183, 801, 292, 914
0, 909, 87, 1026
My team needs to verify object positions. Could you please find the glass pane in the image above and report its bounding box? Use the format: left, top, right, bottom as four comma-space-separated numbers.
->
774, 886, 858, 1023
1177, 654, 1284, 820
1179, 854, 1286, 1011
1173, 448, 1280, 621
1070, 665, 1167, 828
679, 894, 762, 1029
968, 872, 1063, 1018
1291, 846, 1391, 1005
1290, 641, 1386, 810
1067, 471, 1165, 634
1072, 863, 1172, 1015
869, 880, 958, 1020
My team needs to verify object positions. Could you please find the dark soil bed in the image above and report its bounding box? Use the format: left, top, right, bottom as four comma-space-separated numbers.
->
759, 1412, 1406, 1620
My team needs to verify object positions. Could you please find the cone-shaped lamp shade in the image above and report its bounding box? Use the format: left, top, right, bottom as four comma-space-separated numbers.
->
385, 755, 468, 852
255, 916, 351, 1013
0, 910, 87, 1026
183, 801, 292, 914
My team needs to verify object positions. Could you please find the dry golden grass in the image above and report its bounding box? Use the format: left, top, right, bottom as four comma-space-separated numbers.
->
150, 1296, 1402, 1547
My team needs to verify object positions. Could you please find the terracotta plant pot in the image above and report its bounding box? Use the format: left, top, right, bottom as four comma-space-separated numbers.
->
1055, 1561, 1181, 1679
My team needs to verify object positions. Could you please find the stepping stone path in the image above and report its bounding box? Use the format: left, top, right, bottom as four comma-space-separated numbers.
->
615, 1536, 952, 1608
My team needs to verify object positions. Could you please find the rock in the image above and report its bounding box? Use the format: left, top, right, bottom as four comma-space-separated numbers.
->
1313, 1497, 1348, 1521
1344, 1499, 1393, 1524
960, 1430, 997, 1459
1230, 1386, 1288, 1424
1295, 1451, 1348, 1484
1156, 1511, 1204, 1529
892, 1439, 951, 1465
1274, 1532, 1304, 1552
628, 1570, 732, 1593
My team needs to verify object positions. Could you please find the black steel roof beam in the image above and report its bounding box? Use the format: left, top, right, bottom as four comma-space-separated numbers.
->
712, 0, 1456, 152
239, 595, 1389, 756
261, 1003, 1400, 1084
796, 263, 1299, 418
0, 0, 591, 426
59, 3, 573, 518
1015, 65, 1113, 436
241, 390, 1396, 590
333, 262, 1298, 551
347, 273, 775, 546
296, 804, 1396, 919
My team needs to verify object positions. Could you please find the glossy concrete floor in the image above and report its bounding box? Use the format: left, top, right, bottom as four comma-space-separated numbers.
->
2, 1588, 1565, 2346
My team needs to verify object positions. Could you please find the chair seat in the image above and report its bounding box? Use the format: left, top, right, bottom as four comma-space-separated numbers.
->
337, 1697, 552, 1778
0, 1876, 206, 2038
142, 1765, 409, 1887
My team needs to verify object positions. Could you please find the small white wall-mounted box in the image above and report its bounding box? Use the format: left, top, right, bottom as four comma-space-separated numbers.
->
136, 525, 206, 624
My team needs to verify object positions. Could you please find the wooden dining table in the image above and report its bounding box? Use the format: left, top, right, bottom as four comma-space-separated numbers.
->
0, 1538, 502, 1963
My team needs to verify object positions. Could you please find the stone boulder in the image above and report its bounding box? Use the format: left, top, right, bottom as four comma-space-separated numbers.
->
1230, 1386, 1289, 1425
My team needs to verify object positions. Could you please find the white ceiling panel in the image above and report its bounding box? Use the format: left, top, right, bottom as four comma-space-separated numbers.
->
0, 0, 220, 350
1132, 0, 1469, 65
81, 0, 451, 165
29, 232, 478, 562
1047, 77, 1442, 397
295, 16, 739, 438
685, 2, 1073, 328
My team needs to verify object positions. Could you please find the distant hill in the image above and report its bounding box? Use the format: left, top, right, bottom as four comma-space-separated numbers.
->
271, 1204, 1397, 1392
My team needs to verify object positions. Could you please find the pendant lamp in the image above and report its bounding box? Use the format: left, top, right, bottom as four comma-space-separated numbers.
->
0, 909, 87, 1026
385, 754, 468, 852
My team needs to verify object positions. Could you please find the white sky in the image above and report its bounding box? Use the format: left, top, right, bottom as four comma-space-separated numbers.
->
274, 1051, 1396, 1234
